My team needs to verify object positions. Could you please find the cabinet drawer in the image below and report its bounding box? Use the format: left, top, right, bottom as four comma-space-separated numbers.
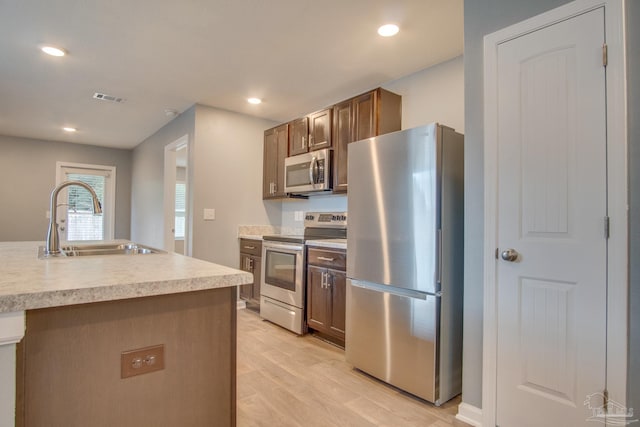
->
239, 239, 262, 256
307, 247, 346, 270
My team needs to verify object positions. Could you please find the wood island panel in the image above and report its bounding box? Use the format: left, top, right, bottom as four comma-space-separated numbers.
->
16, 287, 237, 427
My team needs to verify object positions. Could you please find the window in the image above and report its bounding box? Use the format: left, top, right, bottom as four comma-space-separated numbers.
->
57, 162, 116, 241
175, 182, 186, 239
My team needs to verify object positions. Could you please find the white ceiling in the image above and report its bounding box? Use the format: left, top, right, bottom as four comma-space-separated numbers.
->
0, 0, 463, 149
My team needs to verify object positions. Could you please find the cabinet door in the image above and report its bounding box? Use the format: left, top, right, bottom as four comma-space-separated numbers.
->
262, 128, 278, 199
332, 100, 352, 193
353, 90, 377, 141
308, 108, 332, 150
239, 253, 253, 300
306, 265, 329, 331
251, 256, 261, 304
288, 117, 309, 156
274, 123, 289, 197
328, 270, 346, 339
263, 123, 289, 199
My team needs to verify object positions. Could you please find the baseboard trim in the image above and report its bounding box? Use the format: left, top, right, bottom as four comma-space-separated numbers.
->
456, 402, 483, 427
236, 300, 247, 310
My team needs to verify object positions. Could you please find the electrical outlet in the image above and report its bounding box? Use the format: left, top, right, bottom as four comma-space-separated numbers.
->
203, 208, 216, 220
294, 211, 304, 221
121, 344, 165, 378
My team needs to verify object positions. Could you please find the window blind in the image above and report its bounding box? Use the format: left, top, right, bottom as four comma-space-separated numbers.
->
175, 183, 186, 239
65, 173, 105, 240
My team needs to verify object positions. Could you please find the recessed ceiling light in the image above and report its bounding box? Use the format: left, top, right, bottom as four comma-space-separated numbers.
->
41, 45, 67, 57
247, 97, 262, 105
377, 24, 399, 37
63, 127, 77, 132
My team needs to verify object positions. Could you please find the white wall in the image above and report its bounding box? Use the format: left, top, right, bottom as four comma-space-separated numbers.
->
190, 105, 280, 266
385, 55, 464, 133
131, 107, 195, 250
626, 0, 640, 413
0, 135, 132, 242
131, 104, 279, 267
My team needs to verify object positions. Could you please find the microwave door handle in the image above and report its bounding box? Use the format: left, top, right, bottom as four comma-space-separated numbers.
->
309, 156, 317, 184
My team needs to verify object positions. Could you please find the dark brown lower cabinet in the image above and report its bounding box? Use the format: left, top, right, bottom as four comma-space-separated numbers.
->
306, 247, 346, 346
239, 239, 262, 310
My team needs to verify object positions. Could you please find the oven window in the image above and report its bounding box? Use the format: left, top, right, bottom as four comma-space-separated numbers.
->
265, 250, 297, 292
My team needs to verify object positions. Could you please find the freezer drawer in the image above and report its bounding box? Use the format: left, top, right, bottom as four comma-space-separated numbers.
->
345, 279, 438, 403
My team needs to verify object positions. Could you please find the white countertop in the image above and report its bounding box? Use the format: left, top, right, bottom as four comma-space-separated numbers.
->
305, 239, 347, 250
0, 241, 253, 313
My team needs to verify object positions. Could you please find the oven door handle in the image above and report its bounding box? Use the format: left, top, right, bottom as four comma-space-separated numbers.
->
263, 243, 304, 252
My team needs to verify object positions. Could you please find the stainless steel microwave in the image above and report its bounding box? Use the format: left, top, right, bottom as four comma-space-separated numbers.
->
284, 148, 332, 194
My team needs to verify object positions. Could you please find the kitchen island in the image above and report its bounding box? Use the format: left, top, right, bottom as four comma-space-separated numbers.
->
0, 241, 252, 427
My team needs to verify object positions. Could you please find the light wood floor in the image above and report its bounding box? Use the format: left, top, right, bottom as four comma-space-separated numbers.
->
236, 309, 470, 427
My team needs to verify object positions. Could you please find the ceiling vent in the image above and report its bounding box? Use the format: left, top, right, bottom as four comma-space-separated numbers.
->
93, 92, 126, 103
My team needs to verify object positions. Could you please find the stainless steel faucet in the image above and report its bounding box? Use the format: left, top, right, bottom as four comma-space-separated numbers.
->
45, 181, 103, 255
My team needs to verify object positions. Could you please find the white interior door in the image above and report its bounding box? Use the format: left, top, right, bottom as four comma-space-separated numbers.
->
494, 7, 607, 426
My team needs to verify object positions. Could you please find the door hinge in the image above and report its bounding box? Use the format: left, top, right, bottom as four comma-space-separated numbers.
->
602, 43, 608, 67
495, 248, 499, 259
604, 216, 610, 239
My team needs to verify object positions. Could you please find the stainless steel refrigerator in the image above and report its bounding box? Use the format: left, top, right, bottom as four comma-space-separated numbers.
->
346, 123, 464, 405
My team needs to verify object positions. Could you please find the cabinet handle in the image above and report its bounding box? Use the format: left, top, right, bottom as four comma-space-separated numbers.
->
309, 134, 314, 147
243, 246, 256, 250
317, 256, 335, 262
302, 136, 306, 150
248, 258, 254, 271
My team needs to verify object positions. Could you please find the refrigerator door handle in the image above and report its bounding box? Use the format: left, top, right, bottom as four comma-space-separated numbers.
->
437, 228, 442, 285
349, 279, 432, 300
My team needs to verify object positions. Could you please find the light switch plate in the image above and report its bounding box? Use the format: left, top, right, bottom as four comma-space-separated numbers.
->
203, 208, 215, 220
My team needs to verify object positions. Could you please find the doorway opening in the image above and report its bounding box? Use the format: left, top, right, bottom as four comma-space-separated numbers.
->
164, 135, 190, 255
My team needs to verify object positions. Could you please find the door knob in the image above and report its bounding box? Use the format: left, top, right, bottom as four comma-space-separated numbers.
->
501, 249, 519, 262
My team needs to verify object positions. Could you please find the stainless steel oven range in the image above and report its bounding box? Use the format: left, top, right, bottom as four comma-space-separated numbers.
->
260, 212, 347, 334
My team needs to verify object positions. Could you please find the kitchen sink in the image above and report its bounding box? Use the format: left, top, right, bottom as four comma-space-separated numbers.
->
39, 242, 163, 258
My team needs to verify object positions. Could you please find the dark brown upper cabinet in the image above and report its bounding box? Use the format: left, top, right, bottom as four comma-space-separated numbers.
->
263, 123, 289, 199
308, 108, 332, 151
332, 88, 402, 193
288, 108, 331, 156
262, 87, 400, 198
288, 117, 309, 156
